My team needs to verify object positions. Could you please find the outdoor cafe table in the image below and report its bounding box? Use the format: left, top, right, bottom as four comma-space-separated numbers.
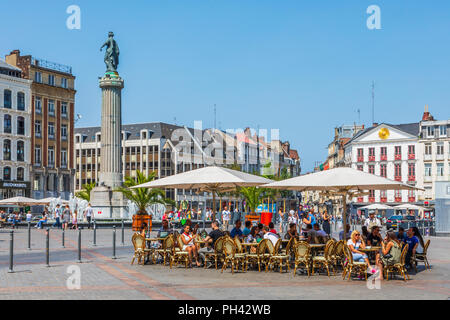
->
359, 246, 381, 263
241, 242, 258, 253
309, 243, 326, 256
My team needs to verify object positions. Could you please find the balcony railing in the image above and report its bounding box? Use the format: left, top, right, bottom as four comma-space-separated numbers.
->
395, 176, 402, 182
408, 153, 415, 160
395, 154, 402, 161
368, 155, 375, 162
31, 57, 73, 74
408, 175, 416, 182
395, 197, 402, 202
380, 154, 387, 161
357, 156, 364, 162
408, 197, 416, 203
358, 197, 364, 203
369, 197, 375, 203
380, 197, 387, 203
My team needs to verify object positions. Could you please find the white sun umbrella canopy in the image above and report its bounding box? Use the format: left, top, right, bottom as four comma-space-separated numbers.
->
132, 166, 273, 219
39, 197, 70, 205
0, 196, 43, 206
263, 167, 421, 239
394, 204, 423, 211
359, 204, 393, 211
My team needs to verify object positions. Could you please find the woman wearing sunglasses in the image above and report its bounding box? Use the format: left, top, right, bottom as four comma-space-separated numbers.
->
347, 230, 376, 274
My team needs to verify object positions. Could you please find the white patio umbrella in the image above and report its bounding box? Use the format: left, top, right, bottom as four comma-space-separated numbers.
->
263, 167, 422, 240
0, 196, 43, 206
39, 197, 70, 205
359, 204, 393, 211
132, 166, 273, 220
394, 204, 423, 211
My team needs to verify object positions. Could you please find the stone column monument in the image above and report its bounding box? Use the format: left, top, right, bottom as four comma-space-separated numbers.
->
90, 32, 128, 219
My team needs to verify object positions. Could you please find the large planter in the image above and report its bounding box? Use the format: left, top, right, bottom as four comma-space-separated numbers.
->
245, 213, 260, 224
132, 214, 152, 232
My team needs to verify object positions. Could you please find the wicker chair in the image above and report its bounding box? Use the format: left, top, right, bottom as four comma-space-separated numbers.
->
342, 244, 368, 281
131, 233, 151, 265
204, 236, 226, 269
330, 240, 345, 270
293, 241, 311, 277
268, 239, 290, 273
311, 240, 334, 277
245, 239, 270, 272
412, 239, 431, 271
221, 239, 246, 273
170, 234, 190, 269
385, 244, 410, 281
233, 236, 246, 254
154, 234, 174, 265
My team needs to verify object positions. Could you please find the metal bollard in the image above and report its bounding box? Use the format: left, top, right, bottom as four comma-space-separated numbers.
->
46, 228, 50, 267
77, 229, 82, 263
112, 226, 117, 260
28, 222, 31, 250
93, 221, 97, 247
121, 219, 124, 246
8, 231, 14, 273
62, 230, 65, 248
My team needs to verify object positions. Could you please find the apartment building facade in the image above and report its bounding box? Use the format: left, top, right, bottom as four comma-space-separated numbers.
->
6, 50, 76, 200
0, 60, 32, 199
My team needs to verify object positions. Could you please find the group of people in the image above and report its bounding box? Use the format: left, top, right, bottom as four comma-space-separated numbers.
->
347, 225, 426, 280
1, 210, 33, 228
35, 203, 95, 230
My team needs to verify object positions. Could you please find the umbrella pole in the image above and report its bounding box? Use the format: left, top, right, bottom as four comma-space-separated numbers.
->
212, 193, 216, 222
342, 192, 348, 241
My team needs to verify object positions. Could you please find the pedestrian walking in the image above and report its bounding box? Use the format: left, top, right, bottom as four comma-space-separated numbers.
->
71, 210, 78, 230
84, 203, 94, 229
52, 204, 62, 229
322, 209, 331, 235
221, 206, 231, 231
62, 205, 71, 230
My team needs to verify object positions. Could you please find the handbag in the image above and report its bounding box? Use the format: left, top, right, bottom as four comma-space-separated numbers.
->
383, 253, 392, 259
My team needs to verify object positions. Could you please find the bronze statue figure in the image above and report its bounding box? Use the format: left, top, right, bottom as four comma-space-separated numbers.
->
100, 32, 120, 72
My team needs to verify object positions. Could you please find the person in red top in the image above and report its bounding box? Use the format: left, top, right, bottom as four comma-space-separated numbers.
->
269, 222, 277, 235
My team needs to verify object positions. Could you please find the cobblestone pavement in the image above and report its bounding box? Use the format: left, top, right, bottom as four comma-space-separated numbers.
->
0, 227, 449, 300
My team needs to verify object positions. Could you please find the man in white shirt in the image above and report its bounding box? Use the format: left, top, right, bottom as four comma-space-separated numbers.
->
84, 203, 94, 229
263, 226, 280, 246
52, 204, 62, 229
222, 206, 231, 231
364, 211, 381, 231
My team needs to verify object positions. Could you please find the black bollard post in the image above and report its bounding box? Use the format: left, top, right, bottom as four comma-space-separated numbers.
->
121, 219, 124, 246
27, 222, 31, 250
77, 229, 82, 263
62, 229, 65, 248
8, 231, 14, 273
112, 226, 117, 260
46, 228, 50, 267
93, 221, 97, 247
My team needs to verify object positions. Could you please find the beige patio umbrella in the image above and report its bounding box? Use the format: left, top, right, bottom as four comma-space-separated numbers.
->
39, 197, 70, 205
359, 204, 393, 210
0, 196, 43, 206
262, 167, 422, 240
132, 166, 273, 220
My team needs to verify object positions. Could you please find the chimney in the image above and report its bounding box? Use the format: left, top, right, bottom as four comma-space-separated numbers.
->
373, 122, 378, 127
5, 50, 20, 66
422, 104, 434, 121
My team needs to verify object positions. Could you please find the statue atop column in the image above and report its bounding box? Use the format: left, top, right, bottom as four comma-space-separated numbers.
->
100, 32, 120, 73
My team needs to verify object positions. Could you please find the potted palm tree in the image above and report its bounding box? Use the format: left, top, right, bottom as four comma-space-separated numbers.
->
116, 171, 175, 231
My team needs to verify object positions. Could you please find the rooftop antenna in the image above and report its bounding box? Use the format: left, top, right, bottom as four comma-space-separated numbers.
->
371, 81, 375, 125
174, 117, 177, 125
214, 104, 217, 130
357, 108, 361, 124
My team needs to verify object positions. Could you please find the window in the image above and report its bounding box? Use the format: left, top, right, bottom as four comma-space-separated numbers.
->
3, 139, 11, 160
394, 146, 402, 160
17, 141, 24, 162
61, 149, 67, 167
35, 120, 41, 137
48, 100, 55, 116
369, 148, 375, 157
408, 163, 415, 179
17, 92, 25, 111
35, 96, 42, 113
357, 148, 364, 161
425, 144, 432, 155
408, 145, 415, 155
17, 167, 24, 181
427, 126, 435, 137
437, 163, 444, 176
395, 190, 402, 200
17, 116, 25, 135
61, 78, 68, 88
48, 122, 55, 139
3, 89, 12, 108
380, 164, 387, 177
48, 74, 55, 86
395, 163, 402, 180
425, 163, 432, 177
4, 115, 12, 133
34, 175, 41, 191
437, 143, 444, 155
368, 164, 375, 174
48, 147, 55, 167
357, 165, 363, 171
34, 71, 42, 83
61, 102, 68, 117
439, 125, 447, 137
3, 167, 11, 181
34, 146, 41, 164
61, 124, 68, 140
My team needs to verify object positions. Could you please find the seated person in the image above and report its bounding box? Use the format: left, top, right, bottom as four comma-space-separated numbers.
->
396, 227, 407, 242
313, 223, 328, 237
242, 220, 252, 237
262, 226, 280, 246
230, 220, 243, 239
257, 223, 264, 239
339, 224, 352, 240
180, 224, 201, 267
157, 219, 172, 246
198, 221, 224, 265
269, 222, 277, 234
140, 223, 148, 237
246, 226, 259, 243
347, 230, 376, 273
361, 226, 370, 243
285, 223, 299, 240
35, 213, 47, 229
367, 226, 383, 247
305, 224, 317, 243
376, 231, 402, 280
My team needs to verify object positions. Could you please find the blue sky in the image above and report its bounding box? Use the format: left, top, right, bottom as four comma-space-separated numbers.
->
2, 0, 450, 172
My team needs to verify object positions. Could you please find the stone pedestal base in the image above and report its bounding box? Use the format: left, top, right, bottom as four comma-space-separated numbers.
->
90, 186, 128, 219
